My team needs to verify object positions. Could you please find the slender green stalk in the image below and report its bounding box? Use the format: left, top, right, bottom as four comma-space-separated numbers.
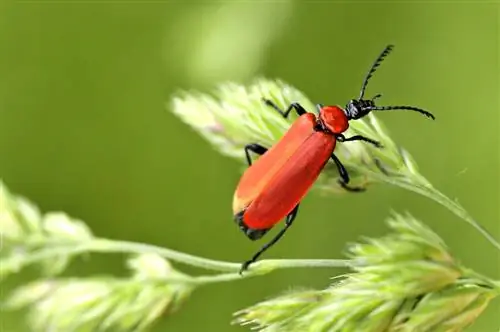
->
90, 238, 240, 272
6, 237, 351, 276
92, 239, 350, 273
190, 273, 249, 285
255, 258, 352, 270
362, 169, 500, 252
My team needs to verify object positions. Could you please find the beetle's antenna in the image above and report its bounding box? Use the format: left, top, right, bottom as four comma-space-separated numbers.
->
359, 45, 395, 100
367, 105, 435, 120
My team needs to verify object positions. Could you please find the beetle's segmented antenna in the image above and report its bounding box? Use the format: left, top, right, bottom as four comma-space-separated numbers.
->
367, 105, 435, 120
358, 44, 395, 100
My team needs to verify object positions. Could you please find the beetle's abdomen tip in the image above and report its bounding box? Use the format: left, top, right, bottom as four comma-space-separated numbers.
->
234, 210, 270, 241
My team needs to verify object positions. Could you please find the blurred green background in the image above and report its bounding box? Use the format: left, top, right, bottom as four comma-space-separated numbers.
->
0, 1, 498, 331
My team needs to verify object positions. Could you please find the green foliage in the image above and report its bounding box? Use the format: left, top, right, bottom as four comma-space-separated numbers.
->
1, 79, 499, 331
171, 78, 500, 251
4, 254, 193, 331
234, 215, 498, 332
0, 183, 93, 279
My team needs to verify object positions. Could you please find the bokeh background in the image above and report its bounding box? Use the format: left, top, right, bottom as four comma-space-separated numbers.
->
0, 1, 498, 331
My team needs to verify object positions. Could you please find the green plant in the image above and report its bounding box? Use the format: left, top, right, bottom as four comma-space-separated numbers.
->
1, 79, 498, 331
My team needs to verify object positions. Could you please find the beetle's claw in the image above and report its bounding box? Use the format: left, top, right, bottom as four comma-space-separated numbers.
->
338, 179, 366, 193
239, 260, 252, 275
262, 97, 272, 105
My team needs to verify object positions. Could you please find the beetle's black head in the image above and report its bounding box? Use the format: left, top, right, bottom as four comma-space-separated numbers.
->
345, 97, 377, 120
345, 44, 435, 121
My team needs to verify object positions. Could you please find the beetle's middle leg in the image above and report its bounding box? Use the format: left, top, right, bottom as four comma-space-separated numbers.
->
239, 204, 300, 274
330, 153, 365, 192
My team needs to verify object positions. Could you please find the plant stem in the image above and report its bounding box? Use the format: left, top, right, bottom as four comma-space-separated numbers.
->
91, 238, 239, 272
363, 170, 500, 252
191, 272, 247, 285
91, 239, 351, 272
255, 258, 352, 270
10, 237, 351, 275
124, 273, 247, 285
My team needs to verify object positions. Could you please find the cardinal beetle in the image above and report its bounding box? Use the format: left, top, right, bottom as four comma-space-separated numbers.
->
233, 45, 435, 273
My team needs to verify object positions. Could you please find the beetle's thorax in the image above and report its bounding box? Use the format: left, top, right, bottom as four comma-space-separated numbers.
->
316, 105, 349, 135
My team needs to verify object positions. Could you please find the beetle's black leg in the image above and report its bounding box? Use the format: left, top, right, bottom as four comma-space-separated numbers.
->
330, 153, 365, 192
240, 204, 300, 274
336, 134, 382, 148
244, 143, 268, 166
262, 98, 307, 118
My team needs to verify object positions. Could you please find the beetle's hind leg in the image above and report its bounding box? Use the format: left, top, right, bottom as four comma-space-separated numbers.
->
330, 153, 365, 192
262, 99, 307, 119
239, 204, 300, 274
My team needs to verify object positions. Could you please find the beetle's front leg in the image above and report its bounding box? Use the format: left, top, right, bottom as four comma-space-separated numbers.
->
330, 153, 365, 192
336, 134, 382, 148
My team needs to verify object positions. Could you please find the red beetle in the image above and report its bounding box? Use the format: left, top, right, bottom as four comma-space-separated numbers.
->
233, 45, 435, 273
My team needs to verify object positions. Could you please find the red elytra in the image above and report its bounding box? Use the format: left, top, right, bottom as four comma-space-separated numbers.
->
233, 110, 342, 230
233, 45, 435, 274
